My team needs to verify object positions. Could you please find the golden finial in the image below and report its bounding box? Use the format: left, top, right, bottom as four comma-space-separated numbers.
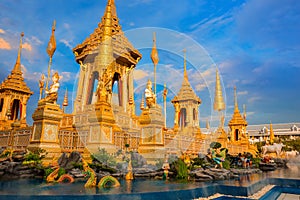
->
63, 88, 68, 107
46, 20, 57, 90
151, 32, 159, 95
243, 104, 246, 119
105, 0, 117, 16
234, 86, 239, 112
13, 32, 24, 73
102, 0, 117, 38
213, 68, 225, 111
46, 20, 56, 58
163, 83, 168, 101
269, 121, 274, 144
163, 83, 168, 128
151, 32, 159, 65
140, 93, 144, 110
206, 119, 210, 129
39, 74, 45, 100
183, 49, 188, 81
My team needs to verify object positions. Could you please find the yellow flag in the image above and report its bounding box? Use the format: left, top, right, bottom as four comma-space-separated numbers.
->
151, 32, 159, 65
46, 20, 56, 58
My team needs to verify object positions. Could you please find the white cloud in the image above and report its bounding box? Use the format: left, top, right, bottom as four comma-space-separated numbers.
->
133, 69, 148, 80
0, 29, 5, 34
22, 43, 32, 51
248, 96, 261, 103
195, 83, 207, 91
237, 90, 248, 96
60, 71, 72, 82
30, 36, 43, 46
60, 39, 72, 49
21, 64, 42, 82
63, 23, 71, 29
0, 38, 11, 50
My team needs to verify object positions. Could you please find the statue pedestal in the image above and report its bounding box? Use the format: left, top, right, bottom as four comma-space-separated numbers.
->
27, 101, 63, 165
87, 100, 120, 154
138, 106, 166, 161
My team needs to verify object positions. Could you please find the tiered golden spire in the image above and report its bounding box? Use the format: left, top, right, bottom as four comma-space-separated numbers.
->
13, 32, 24, 74
103, 0, 116, 39
234, 86, 239, 112
213, 69, 225, 111
172, 49, 201, 104
0, 33, 33, 95
151, 32, 159, 94
140, 94, 144, 110
63, 88, 68, 108
228, 86, 247, 126
183, 49, 188, 81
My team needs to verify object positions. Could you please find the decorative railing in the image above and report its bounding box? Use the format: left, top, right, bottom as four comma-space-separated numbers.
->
0, 127, 32, 151
58, 130, 87, 153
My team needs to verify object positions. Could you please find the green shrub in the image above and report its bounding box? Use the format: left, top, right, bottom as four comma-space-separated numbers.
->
175, 159, 188, 180
72, 162, 83, 170
44, 168, 54, 179
92, 148, 117, 167
57, 168, 66, 177
222, 159, 230, 169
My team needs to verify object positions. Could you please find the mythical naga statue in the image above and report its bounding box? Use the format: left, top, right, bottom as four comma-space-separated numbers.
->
82, 158, 97, 187
82, 158, 120, 188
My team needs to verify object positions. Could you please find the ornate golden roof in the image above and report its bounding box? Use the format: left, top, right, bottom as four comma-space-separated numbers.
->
73, 0, 141, 64
172, 51, 201, 104
228, 87, 247, 126
0, 33, 33, 95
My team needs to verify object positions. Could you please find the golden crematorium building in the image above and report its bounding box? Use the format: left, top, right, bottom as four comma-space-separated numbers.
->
0, 0, 257, 164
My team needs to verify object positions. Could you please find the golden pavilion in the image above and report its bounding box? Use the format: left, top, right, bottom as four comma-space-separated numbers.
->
0, 0, 257, 164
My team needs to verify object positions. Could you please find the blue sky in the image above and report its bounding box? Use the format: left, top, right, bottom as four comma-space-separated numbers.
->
0, 0, 299, 127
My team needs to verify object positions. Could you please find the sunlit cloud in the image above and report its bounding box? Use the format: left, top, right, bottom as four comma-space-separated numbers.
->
0, 38, 11, 49
0, 29, 5, 34
22, 43, 32, 51
133, 69, 149, 80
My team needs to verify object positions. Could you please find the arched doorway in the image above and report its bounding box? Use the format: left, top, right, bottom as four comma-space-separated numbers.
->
179, 108, 187, 128
235, 129, 239, 141
11, 99, 21, 121
0, 98, 3, 113
87, 71, 99, 104
112, 73, 122, 106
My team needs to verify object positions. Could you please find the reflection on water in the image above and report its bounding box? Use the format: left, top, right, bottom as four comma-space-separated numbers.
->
0, 160, 299, 196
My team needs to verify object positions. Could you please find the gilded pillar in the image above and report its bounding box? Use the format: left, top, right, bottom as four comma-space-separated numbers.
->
122, 70, 128, 112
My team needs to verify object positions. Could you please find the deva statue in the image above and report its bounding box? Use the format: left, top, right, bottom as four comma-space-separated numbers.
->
145, 79, 156, 108
43, 72, 60, 103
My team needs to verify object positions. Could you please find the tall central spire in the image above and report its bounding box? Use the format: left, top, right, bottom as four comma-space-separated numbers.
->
106, 0, 117, 16
103, 0, 117, 39
13, 32, 24, 74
